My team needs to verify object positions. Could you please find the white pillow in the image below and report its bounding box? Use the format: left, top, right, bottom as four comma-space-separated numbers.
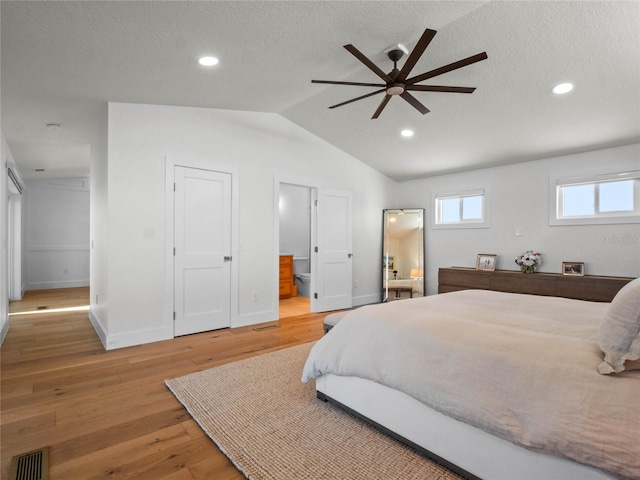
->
597, 277, 640, 374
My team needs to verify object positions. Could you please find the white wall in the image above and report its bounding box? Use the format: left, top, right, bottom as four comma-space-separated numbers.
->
89, 103, 109, 345
1, 130, 26, 344
1, 132, 10, 343
95, 102, 396, 349
397, 144, 640, 295
25, 178, 90, 290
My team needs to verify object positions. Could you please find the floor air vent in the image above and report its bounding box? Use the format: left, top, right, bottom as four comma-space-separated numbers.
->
253, 324, 279, 332
9, 447, 48, 480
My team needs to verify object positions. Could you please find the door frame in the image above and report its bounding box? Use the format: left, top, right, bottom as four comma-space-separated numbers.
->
7, 192, 23, 301
165, 157, 239, 338
274, 177, 354, 314
274, 176, 318, 313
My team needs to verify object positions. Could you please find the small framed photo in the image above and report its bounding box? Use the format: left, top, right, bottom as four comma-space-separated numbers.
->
476, 254, 496, 271
562, 262, 585, 276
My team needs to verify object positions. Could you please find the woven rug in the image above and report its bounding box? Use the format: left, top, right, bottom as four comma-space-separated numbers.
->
165, 342, 462, 480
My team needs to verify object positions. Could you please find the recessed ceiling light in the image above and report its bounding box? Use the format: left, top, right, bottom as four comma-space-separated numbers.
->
198, 56, 219, 67
45, 123, 61, 130
552, 83, 573, 94
400, 129, 414, 137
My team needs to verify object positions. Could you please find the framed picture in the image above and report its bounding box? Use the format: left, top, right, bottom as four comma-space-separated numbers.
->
383, 256, 394, 270
562, 262, 585, 276
476, 254, 496, 271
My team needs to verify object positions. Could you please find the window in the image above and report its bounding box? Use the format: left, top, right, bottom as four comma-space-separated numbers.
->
434, 188, 487, 228
551, 171, 640, 225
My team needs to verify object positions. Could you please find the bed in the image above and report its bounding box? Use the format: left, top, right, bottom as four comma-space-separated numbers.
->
302, 280, 640, 480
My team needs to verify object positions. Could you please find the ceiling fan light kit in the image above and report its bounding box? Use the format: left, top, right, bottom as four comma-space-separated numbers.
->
312, 28, 488, 119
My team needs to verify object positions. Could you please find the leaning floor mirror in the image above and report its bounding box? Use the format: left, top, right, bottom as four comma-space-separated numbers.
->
382, 208, 425, 302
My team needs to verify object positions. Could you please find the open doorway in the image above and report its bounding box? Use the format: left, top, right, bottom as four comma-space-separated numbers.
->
278, 183, 311, 318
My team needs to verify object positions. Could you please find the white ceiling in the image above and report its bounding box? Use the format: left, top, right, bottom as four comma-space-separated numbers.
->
2, 1, 639, 182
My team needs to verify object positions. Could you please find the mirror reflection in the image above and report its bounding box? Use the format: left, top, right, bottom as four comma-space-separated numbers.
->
383, 208, 425, 302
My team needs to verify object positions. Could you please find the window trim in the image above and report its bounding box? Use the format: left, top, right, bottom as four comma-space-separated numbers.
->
432, 187, 489, 230
549, 170, 640, 226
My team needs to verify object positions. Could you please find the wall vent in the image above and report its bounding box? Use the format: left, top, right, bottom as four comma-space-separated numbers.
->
9, 447, 49, 480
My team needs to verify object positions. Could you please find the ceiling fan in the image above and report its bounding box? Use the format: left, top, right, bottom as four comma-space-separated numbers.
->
312, 28, 488, 119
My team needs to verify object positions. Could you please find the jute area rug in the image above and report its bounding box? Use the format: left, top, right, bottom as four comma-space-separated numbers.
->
165, 342, 462, 480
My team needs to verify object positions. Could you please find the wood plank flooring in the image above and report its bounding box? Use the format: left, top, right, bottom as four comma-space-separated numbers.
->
1, 288, 327, 479
279, 295, 310, 318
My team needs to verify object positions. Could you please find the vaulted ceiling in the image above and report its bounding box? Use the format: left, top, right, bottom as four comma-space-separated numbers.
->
2, 1, 639, 182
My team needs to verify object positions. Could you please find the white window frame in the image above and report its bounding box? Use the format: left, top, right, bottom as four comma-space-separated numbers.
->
549, 170, 640, 226
432, 187, 489, 229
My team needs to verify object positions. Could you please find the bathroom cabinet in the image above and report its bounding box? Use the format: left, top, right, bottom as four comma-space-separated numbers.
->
279, 255, 296, 299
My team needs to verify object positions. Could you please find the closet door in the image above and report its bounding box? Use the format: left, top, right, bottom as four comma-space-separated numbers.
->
174, 166, 231, 336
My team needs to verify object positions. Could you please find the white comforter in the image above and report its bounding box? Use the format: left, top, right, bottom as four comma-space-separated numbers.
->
302, 290, 640, 480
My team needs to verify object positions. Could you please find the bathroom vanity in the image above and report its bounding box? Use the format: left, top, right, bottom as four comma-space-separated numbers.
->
279, 255, 296, 299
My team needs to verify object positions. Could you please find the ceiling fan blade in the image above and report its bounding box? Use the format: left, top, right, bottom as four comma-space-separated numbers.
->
329, 88, 386, 109
405, 85, 476, 94
344, 44, 393, 83
405, 52, 488, 85
400, 92, 430, 115
371, 95, 392, 119
312, 80, 386, 88
396, 28, 437, 82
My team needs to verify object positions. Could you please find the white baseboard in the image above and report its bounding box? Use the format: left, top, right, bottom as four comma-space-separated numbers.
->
28, 279, 90, 290
0, 317, 9, 346
103, 327, 174, 350
88, 308, 108, 349
353, 293, 382, 307
233, 309, 278, 328
89, 308, 173, 350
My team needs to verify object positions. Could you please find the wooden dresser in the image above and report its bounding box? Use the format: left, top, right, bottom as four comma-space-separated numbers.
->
279, 255, 296, 299
438, 267, 634, 302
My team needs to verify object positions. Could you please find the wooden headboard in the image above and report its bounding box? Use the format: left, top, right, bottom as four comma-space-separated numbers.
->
438, 267, 635, 302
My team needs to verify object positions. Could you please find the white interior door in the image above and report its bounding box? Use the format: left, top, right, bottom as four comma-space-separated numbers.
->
313, 188, 353, 312
174, 166, 231, 336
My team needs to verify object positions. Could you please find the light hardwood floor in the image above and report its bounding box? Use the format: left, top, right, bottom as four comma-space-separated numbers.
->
1, 287, 326, 479
279, 295, 310, 318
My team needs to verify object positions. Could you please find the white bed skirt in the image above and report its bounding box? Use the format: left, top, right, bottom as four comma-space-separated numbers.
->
316, 374, 616, 480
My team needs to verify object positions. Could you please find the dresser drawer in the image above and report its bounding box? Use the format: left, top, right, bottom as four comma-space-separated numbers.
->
279, 255, 294, 299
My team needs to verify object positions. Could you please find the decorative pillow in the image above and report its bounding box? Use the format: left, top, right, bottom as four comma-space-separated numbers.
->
597, 277, 640, 374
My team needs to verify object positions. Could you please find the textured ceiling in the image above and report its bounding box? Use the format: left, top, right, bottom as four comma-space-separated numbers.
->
2, 1, 639, 181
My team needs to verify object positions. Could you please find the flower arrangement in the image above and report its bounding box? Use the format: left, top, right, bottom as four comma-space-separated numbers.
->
515, 250, 541, 273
